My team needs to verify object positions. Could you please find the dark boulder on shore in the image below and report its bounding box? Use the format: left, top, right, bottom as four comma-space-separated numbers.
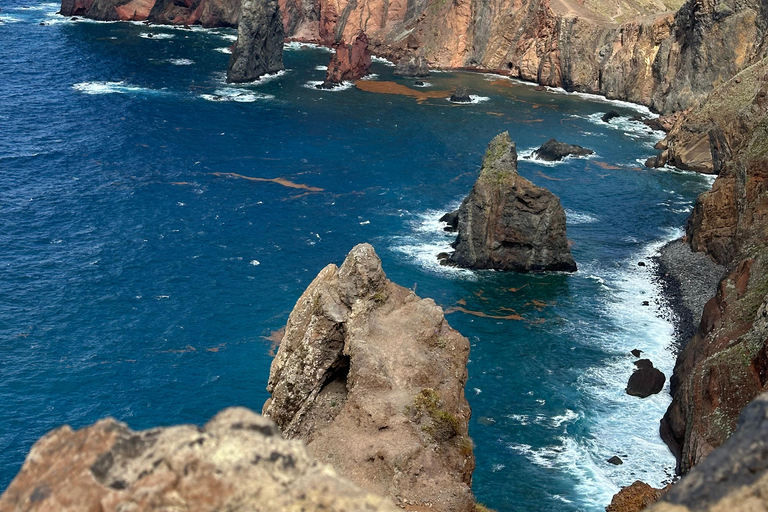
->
393, 55, 430, 78
607, 455, 623, 465
602, 110, 621, 123
450, 85, 471, 103
226, 0, 284, 83
440, 210, 459, 232
627, 359, 665, 398
442, 132, 577, 272
533, 139, 594, 161
317, 32, 371, 89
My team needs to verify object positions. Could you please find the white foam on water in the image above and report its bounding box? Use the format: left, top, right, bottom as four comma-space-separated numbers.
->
199, 88, 274, 102
517, 146, 597, 167
168, 58, 194, 65
0, 15, 23, 23
284, 41, 333, 52
371, 55, 395, 66
72, 81, 167, 95
446, 95, 490, 105
358, 73, 378, 81
218, 33, 238, 42
565, 209, 599, 225
315, 65, 328, 71
545, 87, 656, 116
413, 81, 432, 87
578, 113, 666, 145
139, 32, 174, 39
215, 47, 232, 54
303, 80, 354, 91
390, 207, 477, 279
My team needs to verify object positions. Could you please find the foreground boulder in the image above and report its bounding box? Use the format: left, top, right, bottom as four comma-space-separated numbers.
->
443, 132, 577, 272
393, 55, 431, 78
0, 407, 399, 511
263, 243, 476, 511
649, 392, 768, 512
226, 0, 284, 83
626, 359, 666, 398
533, 139, 594, 161
318, 32, 372, 88
607, 481, 668, 512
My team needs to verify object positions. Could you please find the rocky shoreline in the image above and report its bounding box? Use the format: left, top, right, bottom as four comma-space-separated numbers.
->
653, 239, 725, 350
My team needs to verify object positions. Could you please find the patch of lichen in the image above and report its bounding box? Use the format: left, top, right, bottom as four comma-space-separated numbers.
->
700, 57, 768, 119
475, 504, 498, 512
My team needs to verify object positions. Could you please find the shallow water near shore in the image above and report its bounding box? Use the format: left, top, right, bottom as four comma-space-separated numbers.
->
0, 4, 714, 510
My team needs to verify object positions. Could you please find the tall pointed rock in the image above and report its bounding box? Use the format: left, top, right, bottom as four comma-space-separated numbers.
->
226, 0, 284, 83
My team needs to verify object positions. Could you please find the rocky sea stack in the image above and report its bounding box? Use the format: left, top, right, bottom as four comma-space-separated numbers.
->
533, 139, 594, 161
0, 407, 400, 511
318, 32, 372, 89
226, 0, 283, 83
442, 132, 577, 272
263, 243, 476, 511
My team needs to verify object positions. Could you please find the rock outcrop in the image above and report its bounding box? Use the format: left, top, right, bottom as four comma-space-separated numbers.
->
606, 481, 668, 512
319, 32, 371, 88
262, 243, 476, 512
393, 55, 430, 78
443, 132, 577, 272
226, 0, 284, 83
660, 56, 768, 474
449, 86, 471, 103
0, 407, 400, 512
626, 359, 666, 398
533, 139, 593, 161
60, 0, 240, 25
650, 392, 768, 512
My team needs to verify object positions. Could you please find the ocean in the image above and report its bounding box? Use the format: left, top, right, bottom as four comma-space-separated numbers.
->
0, 5, 715, 510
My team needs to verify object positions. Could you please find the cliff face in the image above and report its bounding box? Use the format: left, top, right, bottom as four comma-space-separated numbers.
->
0, 407, 399, 511
60, 0, 240, 26
661, 57, 768, 473
650, 392, 768, 512
445, 132, 576, 272
262, 243, 476, 512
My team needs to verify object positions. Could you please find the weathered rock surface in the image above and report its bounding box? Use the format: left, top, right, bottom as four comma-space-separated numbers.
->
320, 32, 371, 87
227, 0, 284, 83
393, 55, 430, 78
262, 243, 476, 512
660, 56, 768, 474
606, 481, 667, 512
450, 85, 471, 103
626, 359, 666, 398
533, 139, 594, 161
444, 132, 577, 272
60, 0, 240, 25
650, 392, 768, 512
0, 407, 399, 512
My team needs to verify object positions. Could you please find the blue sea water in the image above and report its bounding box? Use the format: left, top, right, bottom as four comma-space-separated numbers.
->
0, 4, 715, 510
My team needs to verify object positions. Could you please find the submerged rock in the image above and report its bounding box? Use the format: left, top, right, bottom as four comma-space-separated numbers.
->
533, 139, 594, 161
319, 32, 371, 88
444, 132, 577, 272
607, 455, 624, 465
263, 243, 476, 512
0, 407, 400, 511
450, 85, 471, 103
627, 359, 665, 398
226, 0, 284, 83
602, 110, 621, 123
393, 55, 430, 78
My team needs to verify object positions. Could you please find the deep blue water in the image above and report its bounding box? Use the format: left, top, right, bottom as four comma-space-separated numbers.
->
0, 5, 714, 510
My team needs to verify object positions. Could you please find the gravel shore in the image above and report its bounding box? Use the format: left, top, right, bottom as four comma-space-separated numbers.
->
654, 239, 725, 350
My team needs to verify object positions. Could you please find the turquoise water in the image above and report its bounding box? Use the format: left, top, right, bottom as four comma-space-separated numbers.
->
0, 5, 714, 510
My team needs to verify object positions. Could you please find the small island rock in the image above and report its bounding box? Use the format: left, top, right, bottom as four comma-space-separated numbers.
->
627, 359, 666, 398
318, 32, 371, 88
533, 139, 594, 161
450, 85, 471, 103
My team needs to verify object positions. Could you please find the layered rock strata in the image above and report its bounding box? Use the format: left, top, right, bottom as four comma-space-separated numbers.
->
650, 392, 768, 512
262, 243, 476, 512
443, 132, 577, 272
227, 0, 284, 83
320, 31, 372, 87
60, 0, 240, 25
660, 57, 768, 473
0, 407, 400, 512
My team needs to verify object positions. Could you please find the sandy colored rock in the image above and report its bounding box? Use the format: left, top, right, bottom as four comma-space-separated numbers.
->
227, 0, 284, 82
0, 407, 399, 512
322, 32, 372, 85
445, 132, 577, 272
263, 243, 476, 512
606, 481, 668, 512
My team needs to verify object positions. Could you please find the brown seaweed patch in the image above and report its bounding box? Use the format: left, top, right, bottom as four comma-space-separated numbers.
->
212, 172, 323, 192
535, 171, 571, 181
444, 306, 523, 321
354, 80, 450, 104
593, 161, 622, 170
262, 327, 285, 357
